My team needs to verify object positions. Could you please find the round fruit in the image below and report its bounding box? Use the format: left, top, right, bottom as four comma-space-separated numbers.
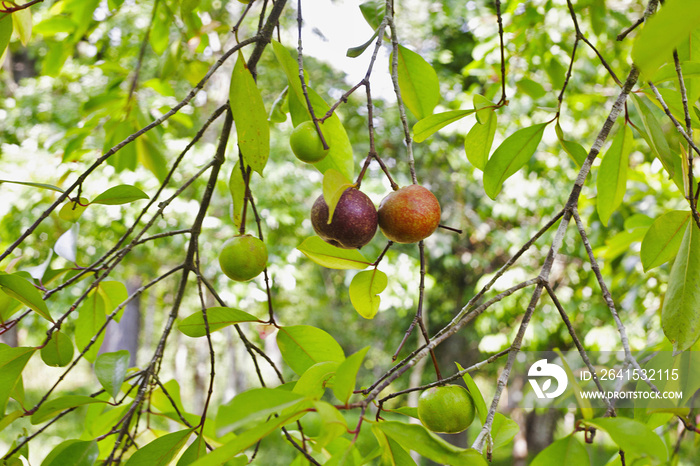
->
378, 184, 441, 243
417, 385, 475, 434
311, 188, 378, 249
290, 120, 329, 163
218, 235, 268, 282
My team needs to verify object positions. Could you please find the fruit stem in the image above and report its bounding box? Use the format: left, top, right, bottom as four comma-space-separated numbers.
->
438, 224, 462, 234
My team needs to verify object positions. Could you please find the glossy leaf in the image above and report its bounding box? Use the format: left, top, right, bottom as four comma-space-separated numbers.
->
31, 395, 108, 424
556, 123, 587, 168
531, 435, 589, 466
178, 307, 261, 338
582, 417, 668, 460
333, 346, 369, 404
0, 179, 64, 193
347, 27, 381, 58
465, 109, 496, 171
59, 198, 88, 222
413, 110, 476, 143
293, 361, 340, 399
597, 125, 632, 226
491, 413, 520, 450
40, 331, 74, 367
631, 94, 678, 181
371, 424, 418, 466
662, 221, 700, 353
377, 421, 488, 465
277, 325, 345, 375
272, 40, 354, 180
359, 0, 386, 30
483, 123, 548, 199
230, 53, 270, 175
297, 236, 372, 270
124, 429, 193, 466
216, 387, 306, 436
395, 45, 440, 119
94, 350, 130, 399
229, 161, 247, 230
92, 184, 148, 205
75, 286, 107, 363
0, 345, 35, 415
349, 269, 387, 319
632, 0, 700, 77
43, 440, 99, 466
54, 223, 79, 263
0, 272, 52, 322
641, 210, 691, 271
0, 13, 12, 58
322, 169, 354, 223
177, 434, 208, 466
12, 8, 32, 46
456, 363, 487, 424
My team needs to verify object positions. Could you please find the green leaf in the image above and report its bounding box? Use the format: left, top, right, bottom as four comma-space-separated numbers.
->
216, 387, 306, 436
349, 270, 387, 319
297, 236, 372, 270
632, 0, 700, 77
322, 169, 355, 223
371, 424, 418, 466
0, 179, 64, 193
0, 13, 12, 58
31, 395, 108, 424
491, 413, 519, 450
483, 123, 548, 199
230, 53, 270, 175
40, 331, 74, 367
332, 346, 369, 404
92, 184, 149, 205
75, 287, 107, 363
531, 435, 589, 466
0, 345, 35, 416
33, 16, 76, 36
391, 406, 419, 419
42, 440, 99, 466
395, 45, 440, 119
347, 27, 380, 58
94, 350, 130, 400
377, 421, 488, 466
359, 0, 386, 30
313, 401, 347, 447
149, 2, 170, 55
456, 363, 487, 424
630, 93, 679, 181
59, 198, 89, 222
0, 272, 52, 322
124, 429, 193, 466
465, 109, 496, 171
12, 8, 32, 46
178, 307, 261, 338
413, 110, 476, 143
641, 210, 691, 271
582, 417, 668, 460
272, 40, 354, 180
597, 125, 632, 226
516, 78, 546, 99
662, 221, 700, 353
556, 123, 588, 168
554, 350, 593, 420
0, 409, 23, 434
229, 161, 247, 230
293, 361, 340, 399
277, 325, 345, 375
180, 0, 201, 17
177, 434, 208, 466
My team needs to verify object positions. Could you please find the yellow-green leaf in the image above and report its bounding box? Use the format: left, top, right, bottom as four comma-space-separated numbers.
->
597, 125, 632, 226
297, 236, 372, 270
349, 269, 387, 319
641, 210, 691, 271
395, 45, 440, 119
322, 169, 354, 223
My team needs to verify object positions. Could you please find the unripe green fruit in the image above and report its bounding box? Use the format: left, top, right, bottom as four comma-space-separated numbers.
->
218, 235, 267, 282
417, 384, 475, 434
378, 184, 441, 243
290, 121, 329, 163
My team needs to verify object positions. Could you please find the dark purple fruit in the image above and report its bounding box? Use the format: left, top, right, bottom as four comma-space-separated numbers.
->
311, 188, 378, 249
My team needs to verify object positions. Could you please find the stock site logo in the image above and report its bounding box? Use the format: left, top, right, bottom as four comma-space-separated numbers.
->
528, 359, 568, 399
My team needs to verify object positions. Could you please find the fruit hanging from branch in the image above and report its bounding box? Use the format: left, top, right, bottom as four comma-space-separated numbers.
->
290, 120, 330, 163
417, 384, 476, 434
311, 187, 378, 249
218, 234, 268, 281
378, 184, 441, 243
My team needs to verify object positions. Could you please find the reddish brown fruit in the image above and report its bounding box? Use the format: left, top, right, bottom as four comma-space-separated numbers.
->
378, 185, 441, 243
311, 188, 378, 249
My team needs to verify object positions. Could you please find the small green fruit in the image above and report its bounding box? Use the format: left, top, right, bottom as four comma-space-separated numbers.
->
290, 120, 329, 163
417, 384, 475, 434
219, 235, 268, 282
378, 184, 441, 243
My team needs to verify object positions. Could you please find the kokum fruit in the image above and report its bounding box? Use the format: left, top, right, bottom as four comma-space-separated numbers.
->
218, 234, 268, 281
311, 188, 377, 249
378, 184, 441, 243
290, 120, 329, 163
417, 385, 475, 434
